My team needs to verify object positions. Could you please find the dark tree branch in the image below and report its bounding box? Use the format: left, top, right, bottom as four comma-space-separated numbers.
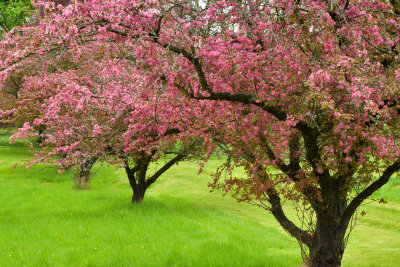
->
300, 125, 332, 193
336, 160, 400, 235
266, 189, 313, 248
258, 132, 321, 206
107, 27, 128, 36
152, 35, 211, 94
262, 139, 290, 172
344, 0, 350, 11
289, 132, 301, 170
164, 128, 181, 136
124, 162, 140, 177
174, 82, 289, 121
124, 159, 141, 189
137, 153, 151, 184
203, 92, 288, 120
145, 153, 185, 187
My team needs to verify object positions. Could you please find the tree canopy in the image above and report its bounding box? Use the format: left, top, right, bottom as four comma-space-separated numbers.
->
1, 0, 400, 266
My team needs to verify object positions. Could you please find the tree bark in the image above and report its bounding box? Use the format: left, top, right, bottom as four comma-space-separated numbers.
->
126, 167, 149, 204
77, 167, 91, 190
309, 235, 345, 267
308, 199, 347, 267
75, 157, 97, 190
124, 153, 186, 204
124, 156, 150, 204
131, 183, 147, 203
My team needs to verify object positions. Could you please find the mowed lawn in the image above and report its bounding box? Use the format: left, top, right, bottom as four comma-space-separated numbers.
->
0, 135, 399, 267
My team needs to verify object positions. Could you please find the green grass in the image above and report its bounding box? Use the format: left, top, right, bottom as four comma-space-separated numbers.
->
0, 136, 399, 266
0, 126, 17, 136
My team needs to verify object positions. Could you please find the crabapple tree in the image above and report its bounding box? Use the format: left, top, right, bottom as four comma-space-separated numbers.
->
2, 26, 206, 200
2, 0, 400, 266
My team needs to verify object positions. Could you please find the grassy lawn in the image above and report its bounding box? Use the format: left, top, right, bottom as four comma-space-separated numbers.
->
0, 135, 399, 266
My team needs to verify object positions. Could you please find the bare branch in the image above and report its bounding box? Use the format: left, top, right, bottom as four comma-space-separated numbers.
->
267, 189, 313, 248
145, 153, 185, 187
336, 161, 400, 235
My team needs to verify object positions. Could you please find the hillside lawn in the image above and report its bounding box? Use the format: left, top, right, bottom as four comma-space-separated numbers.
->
0, 134, 399, 267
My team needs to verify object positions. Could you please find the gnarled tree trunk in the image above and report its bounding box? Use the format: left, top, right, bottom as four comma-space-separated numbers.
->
130, 183, 147, 203
308, 199, 347, 267
267, 187, 348, 267
124, 152, 186, 204
124, 153, 151, 204
75, 157, 97, 190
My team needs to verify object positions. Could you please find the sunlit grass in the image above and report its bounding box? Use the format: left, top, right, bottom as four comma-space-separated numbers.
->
0, 135, 399, 266
0, 126, 17, 136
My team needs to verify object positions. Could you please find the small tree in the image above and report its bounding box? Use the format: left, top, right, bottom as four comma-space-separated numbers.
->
5, 41, 205, 201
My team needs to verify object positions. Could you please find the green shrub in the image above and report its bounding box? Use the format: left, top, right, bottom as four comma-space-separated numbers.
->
0, 0, 32, 35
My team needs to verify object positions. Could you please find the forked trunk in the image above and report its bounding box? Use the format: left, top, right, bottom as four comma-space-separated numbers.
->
125, 162, 150, 204
124, 152, 186, 204
131, 184, 147, 203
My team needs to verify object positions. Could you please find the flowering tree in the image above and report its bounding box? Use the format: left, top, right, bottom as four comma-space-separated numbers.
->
2, 0, 400, 266
0, 0, 33, 128
5, 42, 204, 199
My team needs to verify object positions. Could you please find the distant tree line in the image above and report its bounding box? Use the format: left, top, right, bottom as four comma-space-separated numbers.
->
0, 0, 32, 35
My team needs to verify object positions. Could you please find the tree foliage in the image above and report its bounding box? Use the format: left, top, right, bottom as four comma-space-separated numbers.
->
1, 0, 400, 266
0, 0, 32, 126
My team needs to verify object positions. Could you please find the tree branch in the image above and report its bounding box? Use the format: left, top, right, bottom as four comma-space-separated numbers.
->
336, 160, 400, 235
289, 132, 301, 170
258, 132, 320, 206
267, 189, 313, 248
188, 90, 288, 121
145, 153, 185, 187
124, 159, 141, 189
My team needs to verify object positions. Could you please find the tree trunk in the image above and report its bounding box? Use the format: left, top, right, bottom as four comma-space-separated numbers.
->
308, 199, 347, 267
309, 230, 345, 267
123, 152, 186, 204
37, 129, 44, 144
76, 167, 91, 190
125, 161, 149, 204
75, 157, 97, 190
131, 184, 147, 203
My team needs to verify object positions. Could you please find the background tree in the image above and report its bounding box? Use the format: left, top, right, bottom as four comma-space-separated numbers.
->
0, 0, 32, 128
6, 40, 207, 200
2, 0, 400, 266
0, 0, 32, 36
